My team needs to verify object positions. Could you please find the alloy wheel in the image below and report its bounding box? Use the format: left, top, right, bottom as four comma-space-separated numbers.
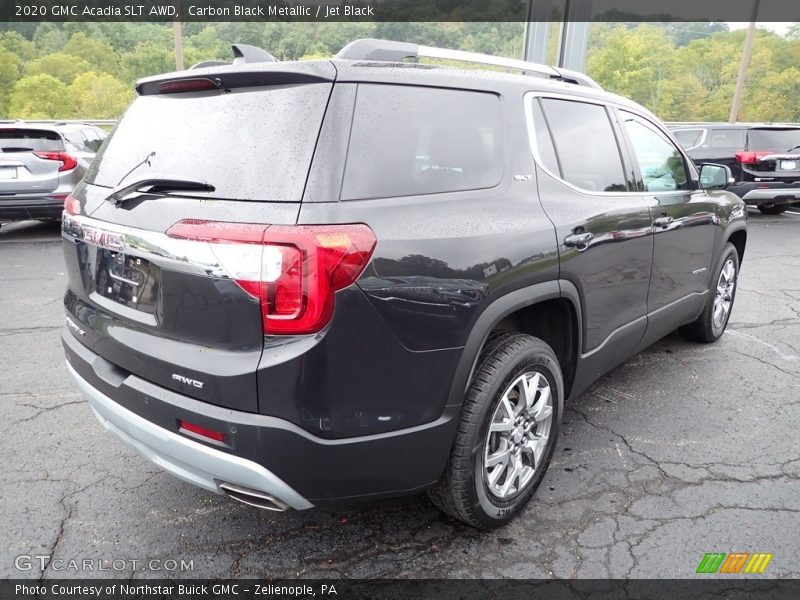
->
483, 371, 553, 499
713, 257, 737, 329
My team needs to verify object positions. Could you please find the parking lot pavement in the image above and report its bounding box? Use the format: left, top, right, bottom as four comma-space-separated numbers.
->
1, 211, 798, 580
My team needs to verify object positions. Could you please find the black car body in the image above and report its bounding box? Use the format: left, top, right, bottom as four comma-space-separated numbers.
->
62, 40, 747, 528
671, 122, 800, 214
0, 121, 106, 222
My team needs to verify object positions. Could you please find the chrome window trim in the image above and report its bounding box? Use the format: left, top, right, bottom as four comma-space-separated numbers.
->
523, 91, 694, 198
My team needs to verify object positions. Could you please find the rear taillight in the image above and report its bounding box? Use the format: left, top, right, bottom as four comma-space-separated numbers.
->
33, 151, 77, 172
735, 151, 771, 165
64, 194, 80, 215
166, 220, 377, 335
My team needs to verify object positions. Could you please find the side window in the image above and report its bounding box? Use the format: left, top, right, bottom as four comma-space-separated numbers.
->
539, 98, 627, 193
82, 128, 105, 152
709, 129, 745, 148
341, 85, 504, 200
621, 112, 690, 192
61, 130, 88, 152
673, 128, 704, 150
529, 99, 560, 176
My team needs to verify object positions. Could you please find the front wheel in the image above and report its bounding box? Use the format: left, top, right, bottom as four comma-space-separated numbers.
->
681, 243, 739, 343
428, 333, 563, 529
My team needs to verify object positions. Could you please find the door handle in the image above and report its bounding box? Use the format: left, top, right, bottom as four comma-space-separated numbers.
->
564, 231, 594, 248
653, 215, 674, 228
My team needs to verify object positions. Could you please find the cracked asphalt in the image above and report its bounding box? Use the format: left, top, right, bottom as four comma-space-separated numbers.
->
1, 210, 798, 580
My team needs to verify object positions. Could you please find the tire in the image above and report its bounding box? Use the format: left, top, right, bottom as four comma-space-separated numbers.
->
428, 333, 563, 529
757, 205, 787, 215
681, 243, 739, 343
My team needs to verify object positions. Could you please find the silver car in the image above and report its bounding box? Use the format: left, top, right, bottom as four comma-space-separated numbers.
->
0, 122, 106, 224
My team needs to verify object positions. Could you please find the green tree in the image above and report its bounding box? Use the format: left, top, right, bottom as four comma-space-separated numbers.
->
8, 74, 68, 119
26, 52, 92, 85
32, 23, 67, 55
66, 72, 132, 119
744, 67, 800, 123
63, 32, 118, 74
121, 43, 175, 82
587, 24, 677, 116
0, 31, 37, 66
0, 49, 21, 117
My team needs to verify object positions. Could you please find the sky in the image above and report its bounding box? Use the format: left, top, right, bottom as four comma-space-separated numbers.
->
727, 22, 795, 35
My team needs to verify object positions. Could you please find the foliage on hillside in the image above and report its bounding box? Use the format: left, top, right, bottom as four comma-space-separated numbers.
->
0, 21, 798, 121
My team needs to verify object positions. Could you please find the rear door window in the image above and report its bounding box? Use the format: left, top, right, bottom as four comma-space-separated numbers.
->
709, 129, 745, 148
87, 84, 332, 201
539, 98, 627, 193
340, 85, 503, 200
0, 129, 64, 153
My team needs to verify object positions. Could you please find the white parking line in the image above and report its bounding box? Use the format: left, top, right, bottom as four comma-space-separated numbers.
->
787, 210, 800, 216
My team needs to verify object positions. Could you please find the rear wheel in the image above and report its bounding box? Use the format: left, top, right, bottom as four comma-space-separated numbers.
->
428, 333, 563, 529
681, 243, 739, 343
757, 205, 788, 215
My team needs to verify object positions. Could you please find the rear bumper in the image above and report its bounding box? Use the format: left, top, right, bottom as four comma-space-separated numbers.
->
63, 328, 458, 504
729, 182, 800, 205
67, 361, 313, 510
0, 196, 64, 220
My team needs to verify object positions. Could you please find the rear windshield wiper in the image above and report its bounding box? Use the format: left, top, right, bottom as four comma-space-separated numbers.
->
107, 175, 215, 206
786, 145, 800, 153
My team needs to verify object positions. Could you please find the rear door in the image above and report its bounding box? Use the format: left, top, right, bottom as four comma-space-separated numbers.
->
529, 96, 653, 375
617, 110, 718, 343
63, 67, 335, 413
0, 128, 65, 196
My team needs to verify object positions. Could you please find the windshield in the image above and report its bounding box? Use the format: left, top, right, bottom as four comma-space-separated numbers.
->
747, 128, 800, 152
86, 83, 331, 201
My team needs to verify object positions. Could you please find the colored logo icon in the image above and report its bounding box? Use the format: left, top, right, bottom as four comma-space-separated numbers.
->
696, 553, 773, 574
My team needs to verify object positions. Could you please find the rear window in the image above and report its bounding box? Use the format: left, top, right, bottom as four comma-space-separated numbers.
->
340, 85, 503, 200
747, 128, 800, 152
87, 84, 331, 201
0, 129, 64, 153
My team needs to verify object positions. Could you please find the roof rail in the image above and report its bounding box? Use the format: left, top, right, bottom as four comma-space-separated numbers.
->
336, 39, 601, 89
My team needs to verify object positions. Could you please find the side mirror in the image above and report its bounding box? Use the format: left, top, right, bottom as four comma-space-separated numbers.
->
699, 163, 733, 191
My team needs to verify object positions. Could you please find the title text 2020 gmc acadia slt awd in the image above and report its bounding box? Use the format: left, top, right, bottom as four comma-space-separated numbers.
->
61, 40, 747, 528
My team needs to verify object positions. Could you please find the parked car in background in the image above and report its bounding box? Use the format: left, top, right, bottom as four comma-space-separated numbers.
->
671, 122, 800, 215
62, 40, 747, 529
0, 121, 106, 226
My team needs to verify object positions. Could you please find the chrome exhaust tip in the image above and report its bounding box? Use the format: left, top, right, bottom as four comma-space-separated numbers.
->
218, 482, 290, 512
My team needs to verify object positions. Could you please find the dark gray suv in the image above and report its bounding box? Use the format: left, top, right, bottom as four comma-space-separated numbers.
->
61, 40, 747, 528
0, 121, 106, 224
